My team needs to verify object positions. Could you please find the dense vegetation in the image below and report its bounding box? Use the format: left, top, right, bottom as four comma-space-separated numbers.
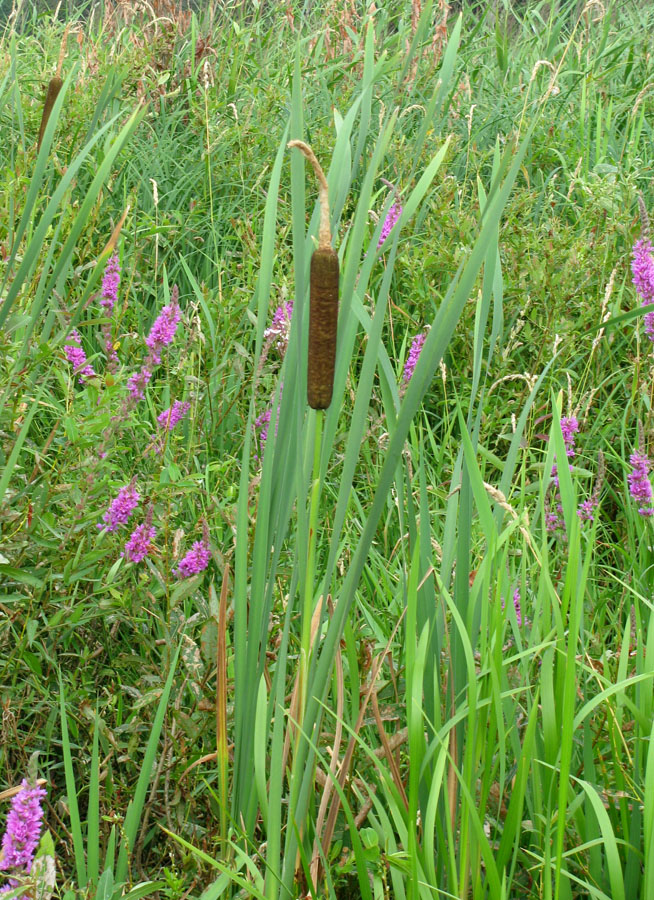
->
2, 1, 654, 897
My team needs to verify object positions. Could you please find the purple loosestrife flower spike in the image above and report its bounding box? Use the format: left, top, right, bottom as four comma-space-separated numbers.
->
157, 400, 191, 431
578, 450, 605, 523
632, 238, 654, 342
378, 202, 402, 247
513, 589, 522, 626
577, 498, 596, 522
551, 416, 579, 487
403, 331, 427, 384
175, 541, 210, 578
263, 302, 293, 355
254, 384, 283, 460
628, 450, 654, 516
123, 522, 156, 563
145, 287, 181, 364
100, 254, 120, 314
561, 416, 579, 458
98, 482, 140, 532
64, 330, 95, 383
126, 366, 152, 402
255, 407, 272, 448
100, 254, 121, 372
632, 239, 654, 304
0, 779, 46, 874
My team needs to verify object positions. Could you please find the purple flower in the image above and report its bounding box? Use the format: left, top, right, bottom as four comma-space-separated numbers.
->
157, 400, 191, 431
175, 541, 210, 578
64, 330, 95, 383
98, 483, 140, 532
0, 779, 46, 874
255, 407, 272, 448
632, 239, 654, 305
255, 385, 283, 459
551, 416, 579, 487
632, 239, 654, 342
123, 522, 156, 563
100, 254, 120, 315
99, 255, 121, 373
378, 202, 402, 247
561, 416, 579, 458
402, 331, 427, 384
577, 498, 596, 522
628, 451, 654, 516
126, 366, 152, 401
264, 302, 293, 355
545, 509, 560, 532
502, 589, 522, 626
145, 290, 181, 364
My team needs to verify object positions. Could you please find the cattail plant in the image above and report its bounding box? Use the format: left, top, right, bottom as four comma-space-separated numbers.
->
37, 76, 63, 151
36, 27, 69, 152
287, 140, 339, 410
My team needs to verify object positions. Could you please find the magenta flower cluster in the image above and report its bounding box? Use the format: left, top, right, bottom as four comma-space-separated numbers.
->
145, 297, 182, 364
100, 254, 120, 314
255, 384, 283, 459
263, 301, 293, 355
632, 239, 654, 342
175, 541, 210, 577
403, 331, 427, 384
0, 779, 46, 893
551, 416, 579, 490
97, 485, 157, 563
64, 330, 96, 383
628, 450, 654, 516
158, 400, 191, 431
97, 483, 140, 532
123, 520, 156, 563
547, 416, 600, 531
63, 251, 208, 575
502, 589, 522, 626
378, 202, 402, 248
100, 254, 120, 372
127, 286, 181, 401
255, 407, 272, 447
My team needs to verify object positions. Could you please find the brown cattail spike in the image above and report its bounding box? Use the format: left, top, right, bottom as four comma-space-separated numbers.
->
287, 140, 339, 410
37, 76, 63, 152
308, 247, 339, 409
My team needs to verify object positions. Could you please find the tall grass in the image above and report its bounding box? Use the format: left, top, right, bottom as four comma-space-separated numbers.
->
1, 1, 654, 898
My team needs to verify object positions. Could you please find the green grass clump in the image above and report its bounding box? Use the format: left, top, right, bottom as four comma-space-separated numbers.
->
2, 1, 654, 898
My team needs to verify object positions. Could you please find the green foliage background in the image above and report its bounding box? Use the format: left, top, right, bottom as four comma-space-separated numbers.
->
1, 1, 654, 898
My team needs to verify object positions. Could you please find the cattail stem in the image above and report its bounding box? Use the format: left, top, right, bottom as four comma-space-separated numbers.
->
287, 139, 331, 251
297, 407, 324, 738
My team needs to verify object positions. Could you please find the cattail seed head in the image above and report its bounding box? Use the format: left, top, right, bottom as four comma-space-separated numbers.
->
308, 248, 339, 409
37, 76, 63, 151
287, 139, 339, 410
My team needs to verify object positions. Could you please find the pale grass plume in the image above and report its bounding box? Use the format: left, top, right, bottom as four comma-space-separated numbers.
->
488, 372, 537, 397
483, 482, 536, 554
590, 266, 616, 355
566, 157, 582, 201
631, 83, 653, 117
